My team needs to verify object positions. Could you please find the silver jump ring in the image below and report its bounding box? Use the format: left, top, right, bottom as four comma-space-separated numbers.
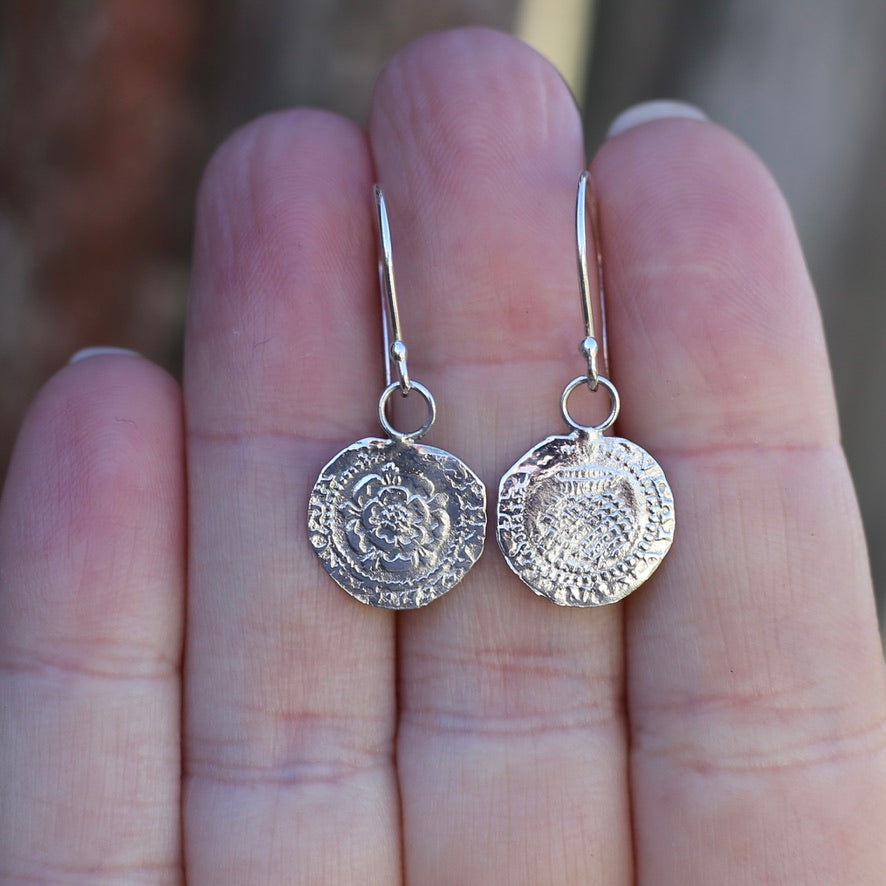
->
378, 380, 436, 443
560, 374, 620, 434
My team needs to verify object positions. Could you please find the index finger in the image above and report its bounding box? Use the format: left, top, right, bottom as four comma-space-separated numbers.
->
182, 112, 400, 882
595, 110, 886, 882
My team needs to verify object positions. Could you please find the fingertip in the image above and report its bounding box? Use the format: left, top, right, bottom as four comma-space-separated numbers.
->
589, 113, 835, 448
195, 108, 370, 237
0, 351, 186, 878
188, 108, 378, 438
594, 113, 794, 249
10, 351, 182, 492
193, 109, 372, 306
4, 347, 184, 559
0, 352, 185, 669
370, 27, 584, 193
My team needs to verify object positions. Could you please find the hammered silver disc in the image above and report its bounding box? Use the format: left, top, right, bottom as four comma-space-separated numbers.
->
497, 432, 674, 606
308, 437, 486, 609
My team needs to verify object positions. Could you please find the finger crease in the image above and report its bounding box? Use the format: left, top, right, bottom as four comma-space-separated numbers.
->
0, 649, 177, 683
633, 710, 886, 775
185, 752, 390, 790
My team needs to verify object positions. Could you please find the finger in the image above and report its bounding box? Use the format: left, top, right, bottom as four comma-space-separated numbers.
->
592, 113, 886, 881
370, 31, 632, 884
183, 112, 400, 883
0, 352, 184, 883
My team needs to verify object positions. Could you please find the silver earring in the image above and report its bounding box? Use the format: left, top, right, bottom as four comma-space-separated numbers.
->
496, 172, 675, 606
308, 186, 486, 609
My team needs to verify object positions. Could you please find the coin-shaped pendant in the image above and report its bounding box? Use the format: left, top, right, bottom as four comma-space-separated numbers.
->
497, 431, 674, 606
308, 437, 486, 609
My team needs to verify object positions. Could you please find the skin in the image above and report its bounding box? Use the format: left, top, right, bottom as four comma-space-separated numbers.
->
1, 28, 885, 885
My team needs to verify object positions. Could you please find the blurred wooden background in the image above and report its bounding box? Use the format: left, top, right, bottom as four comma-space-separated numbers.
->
1, 0, 884, 621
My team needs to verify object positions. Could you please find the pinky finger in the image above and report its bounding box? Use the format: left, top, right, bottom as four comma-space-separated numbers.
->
0, 352, 185, 883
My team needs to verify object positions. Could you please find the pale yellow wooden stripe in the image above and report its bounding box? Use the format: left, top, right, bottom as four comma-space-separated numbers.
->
514, 0, 596, 104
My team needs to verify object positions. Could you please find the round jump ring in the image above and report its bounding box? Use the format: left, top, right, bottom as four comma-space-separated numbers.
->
560, 374, 620, 434
378, 380, 436, 442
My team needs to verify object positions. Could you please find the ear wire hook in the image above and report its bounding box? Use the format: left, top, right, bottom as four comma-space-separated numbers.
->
375, 184, 411, 394
559, 171, 620, 435
576, 170, 609, 390
373, 185, 436, 442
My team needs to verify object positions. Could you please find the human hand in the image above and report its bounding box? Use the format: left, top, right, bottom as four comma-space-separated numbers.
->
2, 29, 884, 884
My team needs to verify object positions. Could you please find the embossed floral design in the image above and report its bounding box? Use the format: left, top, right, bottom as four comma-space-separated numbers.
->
340, 462, 450, 572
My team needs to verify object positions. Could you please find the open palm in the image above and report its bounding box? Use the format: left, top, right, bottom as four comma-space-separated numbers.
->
2, 29, 885, 885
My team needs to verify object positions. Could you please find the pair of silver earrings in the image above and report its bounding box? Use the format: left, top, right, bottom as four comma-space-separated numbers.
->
307, 174, 675, 609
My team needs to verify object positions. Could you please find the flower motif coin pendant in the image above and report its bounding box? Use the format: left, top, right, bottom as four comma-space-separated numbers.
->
307, 185, 486, 609
308, 432, 486, 609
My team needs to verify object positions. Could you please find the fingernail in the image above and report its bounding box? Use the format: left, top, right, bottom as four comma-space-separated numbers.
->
69, 346, 142, 364
607, 100, 708, 138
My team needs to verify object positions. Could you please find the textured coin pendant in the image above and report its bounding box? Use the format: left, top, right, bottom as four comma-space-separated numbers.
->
308, 437, 486, 609
497, 431, 674, 606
